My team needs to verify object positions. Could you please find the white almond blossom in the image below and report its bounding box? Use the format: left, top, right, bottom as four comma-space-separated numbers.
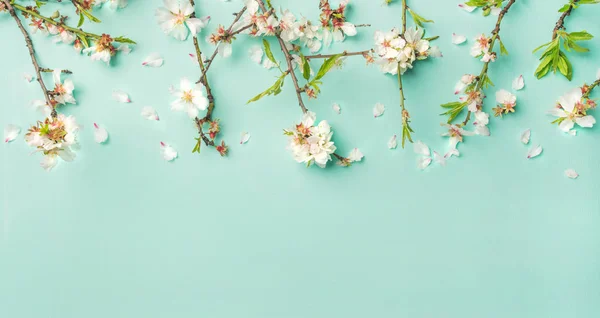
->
549, 87, 596, 132
155, 0, 209, 41
25, 114, 80, 171
52, 70, 76, 105
373, 27, 439, 75
442, 124, 474, 158
170, 77, 209, 118
470, 34, 490, 57
285, 111, 336, 168
473, 110, 490, 136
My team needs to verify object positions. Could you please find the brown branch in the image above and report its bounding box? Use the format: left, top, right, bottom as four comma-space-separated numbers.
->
553, 0, 578, 40
303, 49, 373, 60
461, 0, 517, 126
3, 0, 56, 117
40, 68, 72, 74
257, 1, 308, 114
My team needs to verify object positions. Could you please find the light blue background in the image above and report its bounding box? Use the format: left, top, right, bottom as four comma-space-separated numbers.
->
2, 0, 600, 317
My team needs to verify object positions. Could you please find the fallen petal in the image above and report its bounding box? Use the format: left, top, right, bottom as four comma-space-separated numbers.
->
564, 169, 579, 179
520, 129, 530, 144
112, 90, 131, 103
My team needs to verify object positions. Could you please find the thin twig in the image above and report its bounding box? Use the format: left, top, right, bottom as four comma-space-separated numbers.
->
40, 68, 72, 74
3, 0, 56, 117
303, 49, 373, 60
257, 1, 308, 114
553, 0, 578, 40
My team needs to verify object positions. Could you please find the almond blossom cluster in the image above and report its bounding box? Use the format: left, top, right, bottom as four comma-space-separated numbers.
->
550, 85, 598, 133
373, 27, 440, 75
156, 0, 209, 41
284, 112, 337, 168
25, 114, 80, 171
240, 0, 358, 53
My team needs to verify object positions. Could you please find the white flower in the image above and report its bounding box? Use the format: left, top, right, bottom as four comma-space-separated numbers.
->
52, 70, 76, 105
170, 77, 209, 118
155, 0, 209, 41
25, 114, 79, 171
496, 89, 516, 110
4, 124, 20, 143
160, 142, 178, 161
82, 36, 114, 65
374, 28, 404, 59
481, 51, 496, 62
470, 34, 490, 57
473, 110, 490, 136
93, 123, 108, 143
286, 111, 336, 168
404, 27, 429, 59
454, 74, 476, 94
442, 124, 474, 158
549, 88, 596, 132
347, 148, 364, 162
279, 10, 299, 42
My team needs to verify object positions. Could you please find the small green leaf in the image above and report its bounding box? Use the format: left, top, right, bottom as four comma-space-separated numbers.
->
113, 36, 137, 44
299, 53, 310, 81
498, 37, 508, 55
568, 30, 593, 41
192, 138, 201, 153
558, 4, 571, 12
407, 8, 433, 27
262, 39, 277, 64
534, 54, 554, 79
81, 9, 101, 23
77, 13, 85, 28
313, 54, 342, 82
247, 73, 287, 104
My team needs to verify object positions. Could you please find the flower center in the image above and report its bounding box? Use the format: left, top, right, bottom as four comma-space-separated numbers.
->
182, 90, 194, 103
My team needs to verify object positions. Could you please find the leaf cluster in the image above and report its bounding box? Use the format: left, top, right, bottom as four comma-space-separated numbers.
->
533, 30, 593, 80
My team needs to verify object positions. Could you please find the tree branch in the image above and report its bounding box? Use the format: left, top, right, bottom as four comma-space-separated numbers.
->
553, 0, 578, 40
3, 0, 56, 117
303, 49, 373, 60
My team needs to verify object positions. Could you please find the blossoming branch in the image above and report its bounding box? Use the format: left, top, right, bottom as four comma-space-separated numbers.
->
533, 0, 599, 80
373, 0, 441, 148
4, 0, 135, 64
241, 0, 368, 168
440, 0, 517, 155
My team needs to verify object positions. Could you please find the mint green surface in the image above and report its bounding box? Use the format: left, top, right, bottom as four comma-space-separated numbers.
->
2, 1, 600, 317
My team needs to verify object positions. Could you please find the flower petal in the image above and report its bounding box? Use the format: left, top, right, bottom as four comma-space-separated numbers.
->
240, 132, 250, 144
112, 90, 131, 103
520, 129, 530, 145
248, 45, 263, 64
526, 144, 543, 159
575, 115, 596, 128
4, 124, 20, 143
142, 53, 164, 67
93, 123, 108, 143
388, 135, 397, 149
348, 148, 364, 162
413, 140, 430, 156
565, 169, 579, 179
417, 157, 432, 170
452, 33, 466, 45
141, 106, 160, 121
160, 141, 178, 161
512, 75, 524, 90
373, 102, 385, 118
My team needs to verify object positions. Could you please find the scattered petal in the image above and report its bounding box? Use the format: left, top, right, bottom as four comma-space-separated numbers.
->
445, 148, 460, 158
417, 157, 432, 170
433, 151, 446, 166
142, 53, 164, 67
526, 144, 543, 159
512, 75, 524, 90
452, 33, 466, 45
23, 73, 34, 82
568, 129, 577, 136
458, 3, 476, 12
93, 123, 108, 143
491, 7, 501, 15
4, 124, 20, 143
141, 106, 160, 121
373, 103, 385, 118
160, 142, 178, 161
388, 135, 397, 149
520, 129, 530, 144
112, 90, 131, 103
248, 45, 263, 64
565, 169, 579, 179
240, 131, 250, 144
117, 44, 132, 54
413, 140, 430, 156
348, 148, 364, 162
332, 103, 341, 114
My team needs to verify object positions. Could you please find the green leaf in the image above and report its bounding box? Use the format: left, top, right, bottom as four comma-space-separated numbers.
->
568, 30, 593, 41
578, 0, 600, 4
407, 8, 433, 27
558, 51, 573, 80
192, 138, 201, 154
113, 36, 137, 44
247, 73, 287, 104
35, 0, 45, 7
81, 9, 101, 23
534, 54, 554, 79
498, 37, 508, 55
532, 40, 553, 54
558, 4, 571, 12
77, 13, 85, 28
77, 34, 89, 48
299, 53, 310, 81
313, 54, 343, 82
262, 39, 277, 64
266, 0, 273, 9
